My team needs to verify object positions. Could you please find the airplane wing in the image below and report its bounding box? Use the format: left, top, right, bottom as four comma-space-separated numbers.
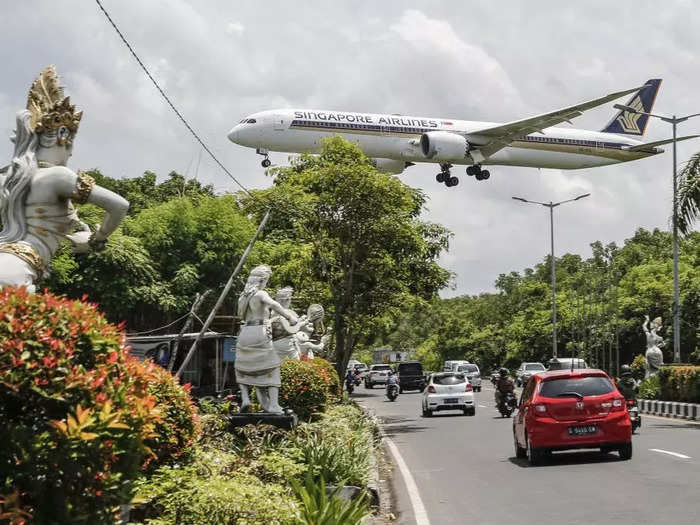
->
626, 135, 700, 152
467, 85, 647, 159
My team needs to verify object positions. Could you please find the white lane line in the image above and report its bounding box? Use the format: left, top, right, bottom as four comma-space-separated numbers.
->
384, 436, 431, 525
649, 448, 692, 459
478, 404, 487, 408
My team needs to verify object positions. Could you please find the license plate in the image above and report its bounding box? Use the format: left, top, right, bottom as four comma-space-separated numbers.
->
568, 425, 597, 436
444, 398, 458, 404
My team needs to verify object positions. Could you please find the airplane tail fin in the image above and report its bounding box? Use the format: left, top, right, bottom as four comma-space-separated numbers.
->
601, 79, 662, 135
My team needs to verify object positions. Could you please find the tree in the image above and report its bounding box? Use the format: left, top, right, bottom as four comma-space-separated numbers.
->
677, 152, 700, 235
248, 136, 452, 376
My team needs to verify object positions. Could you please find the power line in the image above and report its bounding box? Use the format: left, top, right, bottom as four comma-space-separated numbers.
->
95, 0, 253, 197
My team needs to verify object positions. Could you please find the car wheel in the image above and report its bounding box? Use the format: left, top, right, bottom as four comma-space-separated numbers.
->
526, 434, 544, 466
618, 442, 633, 460
419, 386, 425, 393
514, 435, 526, 459
468, 407, 476, 416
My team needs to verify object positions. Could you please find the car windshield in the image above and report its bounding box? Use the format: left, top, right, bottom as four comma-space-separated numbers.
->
525, 364, 545, 371
399, 364, 422, 373
457, 364, 478, 373
433, 374, 466, 385
372, 365, 391, 371
539, 376, 614, 398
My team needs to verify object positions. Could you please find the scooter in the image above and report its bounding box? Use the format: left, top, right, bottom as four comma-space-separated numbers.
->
627, 398, 641, 433
353, 372, 362, 387
345, 378, 355, 395
498, 391, 517, 417
386, 383, 399, 402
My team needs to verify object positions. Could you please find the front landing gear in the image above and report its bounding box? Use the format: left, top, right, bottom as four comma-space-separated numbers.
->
467, 165, 490, 181
256, 148, 271, 168
436, 163, 459, 188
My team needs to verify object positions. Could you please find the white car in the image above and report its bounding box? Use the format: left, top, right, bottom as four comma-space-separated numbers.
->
422, 372, 475, 416
455, 363, 482, 391
365, 364, 392, 388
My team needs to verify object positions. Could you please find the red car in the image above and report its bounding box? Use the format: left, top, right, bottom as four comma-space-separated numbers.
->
513, 368, 632, 465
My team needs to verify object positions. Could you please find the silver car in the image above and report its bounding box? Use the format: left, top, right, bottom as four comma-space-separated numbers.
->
455, 363, 482, 391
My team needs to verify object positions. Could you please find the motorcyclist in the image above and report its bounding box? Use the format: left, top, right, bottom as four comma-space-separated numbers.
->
345, 369, 355, 391
616, 364, 638, 400
495, 367, 515, 407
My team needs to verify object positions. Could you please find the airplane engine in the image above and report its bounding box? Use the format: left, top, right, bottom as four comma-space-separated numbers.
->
371, 158, 407, 174
420, 131, 470, 161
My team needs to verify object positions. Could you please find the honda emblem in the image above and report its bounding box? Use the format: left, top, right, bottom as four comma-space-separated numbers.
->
576, 401, 584, 410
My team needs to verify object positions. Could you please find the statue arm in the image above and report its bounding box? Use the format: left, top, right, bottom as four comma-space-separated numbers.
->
259, 292, 298, 323
85, 185, 129, 242
642, 315, 650, 334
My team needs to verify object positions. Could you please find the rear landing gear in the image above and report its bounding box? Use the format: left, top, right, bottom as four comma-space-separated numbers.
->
256, 148, 271, 168
467, 165, 490, 181
436, 163, 459, 188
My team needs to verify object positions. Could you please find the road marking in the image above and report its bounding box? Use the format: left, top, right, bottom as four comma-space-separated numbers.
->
478, 404, 487, 408
384, 436, 431, 525
649, 448, 692, 459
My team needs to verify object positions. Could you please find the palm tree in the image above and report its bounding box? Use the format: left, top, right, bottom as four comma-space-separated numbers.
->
677, 152, 700, 235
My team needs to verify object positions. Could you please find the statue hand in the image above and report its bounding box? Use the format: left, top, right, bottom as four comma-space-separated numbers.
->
66, 230, 91, 253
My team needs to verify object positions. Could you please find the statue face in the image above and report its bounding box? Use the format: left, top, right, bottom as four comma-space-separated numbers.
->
37, 137, 73, 166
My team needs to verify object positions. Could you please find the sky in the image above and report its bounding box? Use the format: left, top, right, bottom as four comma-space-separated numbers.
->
2, 0, 699, 296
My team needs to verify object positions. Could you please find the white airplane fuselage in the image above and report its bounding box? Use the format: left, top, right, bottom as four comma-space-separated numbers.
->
228, 109, 659, 172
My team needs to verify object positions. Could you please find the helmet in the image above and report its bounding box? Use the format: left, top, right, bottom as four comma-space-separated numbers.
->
499, 367, 509, 377
620, 364, 632, 375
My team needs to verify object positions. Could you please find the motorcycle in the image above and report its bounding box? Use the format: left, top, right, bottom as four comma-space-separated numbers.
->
498, 391, 517, 417
386, 383, 399, 402
626, 398, 641, 433
353, 372, 362, 387
345, 377, 355, 395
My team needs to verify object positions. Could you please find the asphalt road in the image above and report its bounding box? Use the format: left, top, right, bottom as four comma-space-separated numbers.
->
356, 384, 700, 525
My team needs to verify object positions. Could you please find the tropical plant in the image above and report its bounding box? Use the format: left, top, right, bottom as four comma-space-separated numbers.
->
677, 152, 700, 235
280, 359, 333, 419
638, 375, 661, 400
0, 288, 162, 524
292, 473, 370, 525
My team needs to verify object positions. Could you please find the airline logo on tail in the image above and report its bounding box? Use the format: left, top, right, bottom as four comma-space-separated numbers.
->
601, 78, 662, 136
616, 96, 645, 133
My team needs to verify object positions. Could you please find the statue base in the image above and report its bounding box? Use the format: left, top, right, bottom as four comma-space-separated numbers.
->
228, 411, 298, 430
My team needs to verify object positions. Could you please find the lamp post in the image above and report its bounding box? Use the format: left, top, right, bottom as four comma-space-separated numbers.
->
512, 193, 591, 358
613, 104, 700, 363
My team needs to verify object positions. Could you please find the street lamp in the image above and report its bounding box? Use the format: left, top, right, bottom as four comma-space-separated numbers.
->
512, 193, 591, 358
614, 104, 700, 363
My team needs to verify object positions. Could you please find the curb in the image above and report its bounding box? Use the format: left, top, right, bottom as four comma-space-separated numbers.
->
638, 399, 700, 421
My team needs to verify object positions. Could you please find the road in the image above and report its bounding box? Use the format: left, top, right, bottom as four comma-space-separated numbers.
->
357, 384, 700, 525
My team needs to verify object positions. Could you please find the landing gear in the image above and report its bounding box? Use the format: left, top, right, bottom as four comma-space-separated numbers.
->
256, 148, 271, 168
466, 165, 490, 181
436, 163, 459, 188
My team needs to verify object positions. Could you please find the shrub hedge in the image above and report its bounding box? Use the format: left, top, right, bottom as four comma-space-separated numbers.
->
657, 366, 700, 403
280, 359, 332, 419
0, 288, 197, 523
630, 354, 647, 381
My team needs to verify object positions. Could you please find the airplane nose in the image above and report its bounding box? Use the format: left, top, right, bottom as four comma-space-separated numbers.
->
227, 126, 239, 143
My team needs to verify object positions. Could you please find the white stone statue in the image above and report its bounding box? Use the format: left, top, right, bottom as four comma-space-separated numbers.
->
0, 66, 129, 292
270, 286, 302, 360
235, 265, 298, 414
295, 304, 330, 359
643, 315, 665, 378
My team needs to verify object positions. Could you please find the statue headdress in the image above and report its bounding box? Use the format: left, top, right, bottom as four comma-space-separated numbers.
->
26, 66, 82, 145
306, 304, 325, 334
238, 265, 272, 317
275, 286, 294, 302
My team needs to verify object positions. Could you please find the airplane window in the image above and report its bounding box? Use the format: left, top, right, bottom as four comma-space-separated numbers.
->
247, 119, 256, 124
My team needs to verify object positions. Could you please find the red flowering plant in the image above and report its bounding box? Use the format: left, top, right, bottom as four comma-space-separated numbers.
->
134, 360, 200, 471
309, 357, 341, 400
280, 359, 333, 420
0, 288, 163, 524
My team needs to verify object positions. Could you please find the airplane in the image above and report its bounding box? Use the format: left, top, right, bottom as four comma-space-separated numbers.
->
227, 79, 698, 188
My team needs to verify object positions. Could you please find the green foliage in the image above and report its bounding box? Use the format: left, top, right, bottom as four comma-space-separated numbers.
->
0, 288, 163, 524
638, 376, 661, 400
292, 405, 375, 486
280, 359, 332, 419
677, 151, 700, 235
657, 366, 700, 403
631, 354, 647, 381
134, 468, 296, 525
309, 357, 342, 399
292, 473, 370, 525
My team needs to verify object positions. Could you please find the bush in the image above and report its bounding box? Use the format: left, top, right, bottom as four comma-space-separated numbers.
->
658, 366, 700, 403
309, 358, 342, 399
137, 360, 200, 471
630, 354, 647, 381
638, 376, 660, 400
292, 472, 371, 525
0, 288, 161, 524
134, 467, 296, 525
280, 359, 332, 419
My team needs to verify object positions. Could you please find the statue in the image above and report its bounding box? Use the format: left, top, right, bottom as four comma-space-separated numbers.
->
0, 66, 128, 292
235, 265, 298, 414
270, 286, 302, 360
643, 315, 665, 378
295, 304, 330, 360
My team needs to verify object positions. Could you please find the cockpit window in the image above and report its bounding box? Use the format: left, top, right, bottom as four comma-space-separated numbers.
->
247, 118, 256, 124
